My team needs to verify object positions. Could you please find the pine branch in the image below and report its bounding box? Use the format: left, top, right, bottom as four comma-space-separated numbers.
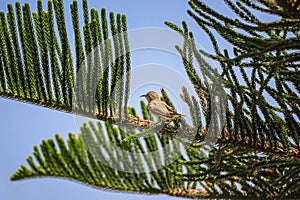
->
0, 1, 141, 127
166, 0, 300, 158
11, 121, 300, 199
2, 0, 300, 199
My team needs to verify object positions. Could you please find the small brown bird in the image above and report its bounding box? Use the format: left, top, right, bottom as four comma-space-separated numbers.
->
140, 91, 183, 121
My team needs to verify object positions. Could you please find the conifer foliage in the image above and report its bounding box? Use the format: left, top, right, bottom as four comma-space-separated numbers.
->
165, 0, 300, 156
0, 0, 300, 199
0, 0, 132, 121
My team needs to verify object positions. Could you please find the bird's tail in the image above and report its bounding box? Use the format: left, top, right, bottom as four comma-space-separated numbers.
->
173, 112, 185, 118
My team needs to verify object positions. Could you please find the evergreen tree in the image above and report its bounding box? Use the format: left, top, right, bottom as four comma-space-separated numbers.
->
0, 0, 299, 199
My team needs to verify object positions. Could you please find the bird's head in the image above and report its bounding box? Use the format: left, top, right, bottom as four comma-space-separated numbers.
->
140, 91, 159, 103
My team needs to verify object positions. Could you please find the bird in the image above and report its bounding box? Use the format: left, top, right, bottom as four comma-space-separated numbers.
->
140, 91, 183, 122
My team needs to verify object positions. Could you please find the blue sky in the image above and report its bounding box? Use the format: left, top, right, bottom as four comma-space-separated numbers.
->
0, 0, 231, 200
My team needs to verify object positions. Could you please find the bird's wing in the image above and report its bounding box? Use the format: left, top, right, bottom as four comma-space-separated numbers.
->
162, 101, 183, 116
148, 100, 181, 119
148, 101, 170, 118
165, 103, 177, 113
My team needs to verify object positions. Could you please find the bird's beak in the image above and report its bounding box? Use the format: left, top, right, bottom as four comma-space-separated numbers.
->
140, 94, 146, 98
